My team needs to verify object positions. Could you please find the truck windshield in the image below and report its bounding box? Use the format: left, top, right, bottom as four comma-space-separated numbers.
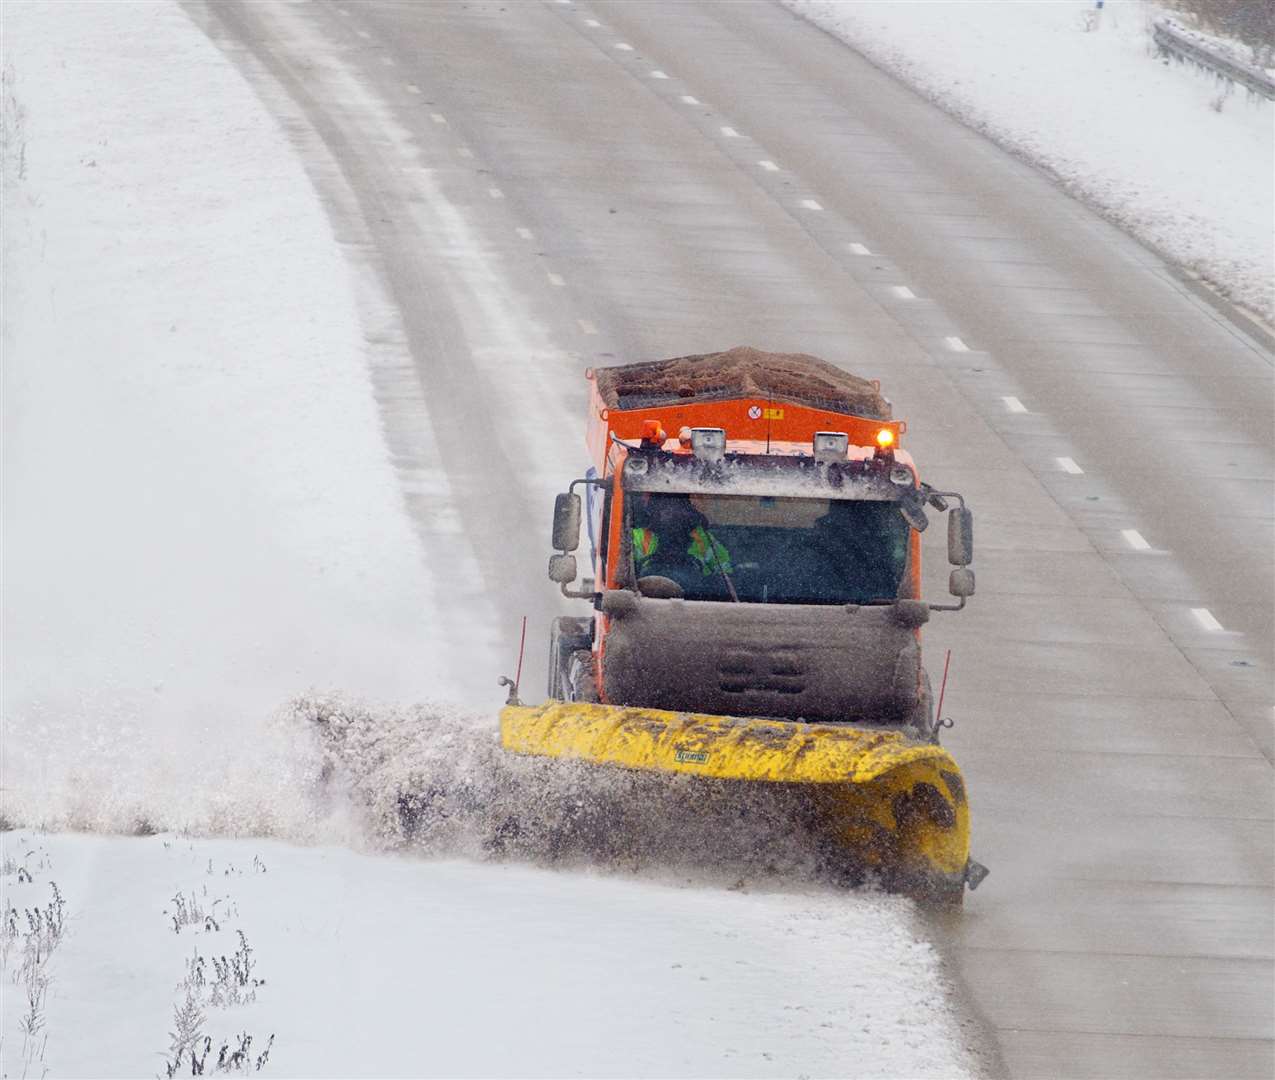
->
627, 492, 909, 604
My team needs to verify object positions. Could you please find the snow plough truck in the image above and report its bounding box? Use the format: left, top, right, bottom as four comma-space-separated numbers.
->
500, 347, 987, 902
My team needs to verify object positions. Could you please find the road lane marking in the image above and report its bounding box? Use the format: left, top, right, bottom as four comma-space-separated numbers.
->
650, 71, 669, 80
848, 242, 872, 255
681, 95, 700, 105
430, 112, 448, 124
516, 227, 534, 240
800, 199, 823, 210
356, 29, 371, 40
890, 286, 916, 300
1121, 529, 1151, 550
758, 160, 780, 172
458, 147, 473, 158
1057, 457, 1084, 474
405, 84, 422, 94
584, 18, 601, 27
547, 272, 565, 287
488, 187, 504, 200
381, 56, 395, 67
578, 319, 598, 335
337, 7, 350, 14
720, 126, 741, 138
1191, 607, 1225, 632
614, 43, 634, 51
1002, 396, 1028, 413
944, 336, 970, 352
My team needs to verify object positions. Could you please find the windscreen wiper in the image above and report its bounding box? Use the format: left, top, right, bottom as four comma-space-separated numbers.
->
704, 535, 740, 603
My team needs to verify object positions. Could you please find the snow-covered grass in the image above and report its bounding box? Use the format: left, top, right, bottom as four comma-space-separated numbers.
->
786, 0, 1274, 323
0, 853, 66, 1078
0, 832, 979, 1078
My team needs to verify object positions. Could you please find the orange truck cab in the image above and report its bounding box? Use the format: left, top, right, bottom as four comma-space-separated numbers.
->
544, 347, 975, 738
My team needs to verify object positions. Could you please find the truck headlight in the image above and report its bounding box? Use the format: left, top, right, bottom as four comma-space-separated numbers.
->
813, 431, 848, 462
690, 428, 726, 463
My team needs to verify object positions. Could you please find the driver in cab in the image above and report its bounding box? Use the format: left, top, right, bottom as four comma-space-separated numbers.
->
629, 493, 733, 590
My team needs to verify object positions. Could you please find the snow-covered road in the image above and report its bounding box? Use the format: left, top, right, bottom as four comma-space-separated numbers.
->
3, 0, 1272, 1077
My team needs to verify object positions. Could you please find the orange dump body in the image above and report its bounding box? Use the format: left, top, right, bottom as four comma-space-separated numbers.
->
585, 373, 904, 470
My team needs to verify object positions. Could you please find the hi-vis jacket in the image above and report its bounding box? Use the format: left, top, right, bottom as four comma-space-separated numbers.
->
632, 526, 733, 576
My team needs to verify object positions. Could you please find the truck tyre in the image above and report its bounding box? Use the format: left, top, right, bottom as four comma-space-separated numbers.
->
548, 617, 592, 699
566, 649, 600, 704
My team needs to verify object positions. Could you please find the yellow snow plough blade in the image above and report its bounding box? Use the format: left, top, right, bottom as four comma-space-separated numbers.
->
501, 701, 970, 898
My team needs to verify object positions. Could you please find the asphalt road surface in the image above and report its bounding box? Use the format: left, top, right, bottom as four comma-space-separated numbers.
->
194, 2, 1274, 1076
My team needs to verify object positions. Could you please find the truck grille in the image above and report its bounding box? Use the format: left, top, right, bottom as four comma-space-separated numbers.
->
718, 647, 806, 695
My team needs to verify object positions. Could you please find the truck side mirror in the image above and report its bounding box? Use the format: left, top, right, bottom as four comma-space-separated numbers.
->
949, 567, 975, 598
548, 553, 577, 584
552, 493, 582, 552
948, 508, 973, 566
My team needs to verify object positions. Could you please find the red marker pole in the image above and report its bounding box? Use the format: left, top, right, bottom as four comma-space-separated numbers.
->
514, 615, 528, 693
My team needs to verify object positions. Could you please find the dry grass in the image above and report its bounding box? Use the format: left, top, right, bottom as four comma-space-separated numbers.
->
1162, 0, 1275, 66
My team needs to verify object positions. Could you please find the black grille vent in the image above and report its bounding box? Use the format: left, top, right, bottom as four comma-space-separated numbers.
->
718, 648, 806, 695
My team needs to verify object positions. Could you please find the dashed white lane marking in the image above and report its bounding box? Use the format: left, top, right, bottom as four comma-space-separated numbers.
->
381, 56, 395, 67
337, 7, 350, 15
614, 42, 634, 51
430, 112, 448, 124
516, 227, 534, 240
1002, 396, 1028, 413
650, 70, 669, 80
681, 95, 700, 105
758, 160, 780, 172
1191, 607, 1225, 632
944, 335, 970, 352
720, 126, 741, 138
890, 286, 916, 300
578, 319, 598, 335
1057, 456, 1084, 475
547, 272, 565, 287
848, 242, 872, 255
1121, 528, 1151, 551
405, 84, 422, 94
800, 199, 823, 210
356, 29, 371, 39
488, 187, 504, 200
458, 147, 474, 158
584, 18, 601, 27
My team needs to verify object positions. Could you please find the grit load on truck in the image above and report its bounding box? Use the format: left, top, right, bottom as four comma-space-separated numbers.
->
499, 346, 987, 902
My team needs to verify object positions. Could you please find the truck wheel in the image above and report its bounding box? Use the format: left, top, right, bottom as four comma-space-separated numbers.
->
566, 649, 600, 704
548, 617, 593, 699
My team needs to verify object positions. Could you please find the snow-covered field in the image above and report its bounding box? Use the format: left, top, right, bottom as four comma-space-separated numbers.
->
2, 833, 979, 1078
786, 0, 1274, 323
0, 3, 981, 1076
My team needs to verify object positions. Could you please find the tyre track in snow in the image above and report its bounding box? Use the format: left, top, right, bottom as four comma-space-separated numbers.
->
194, 0, 588, 697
